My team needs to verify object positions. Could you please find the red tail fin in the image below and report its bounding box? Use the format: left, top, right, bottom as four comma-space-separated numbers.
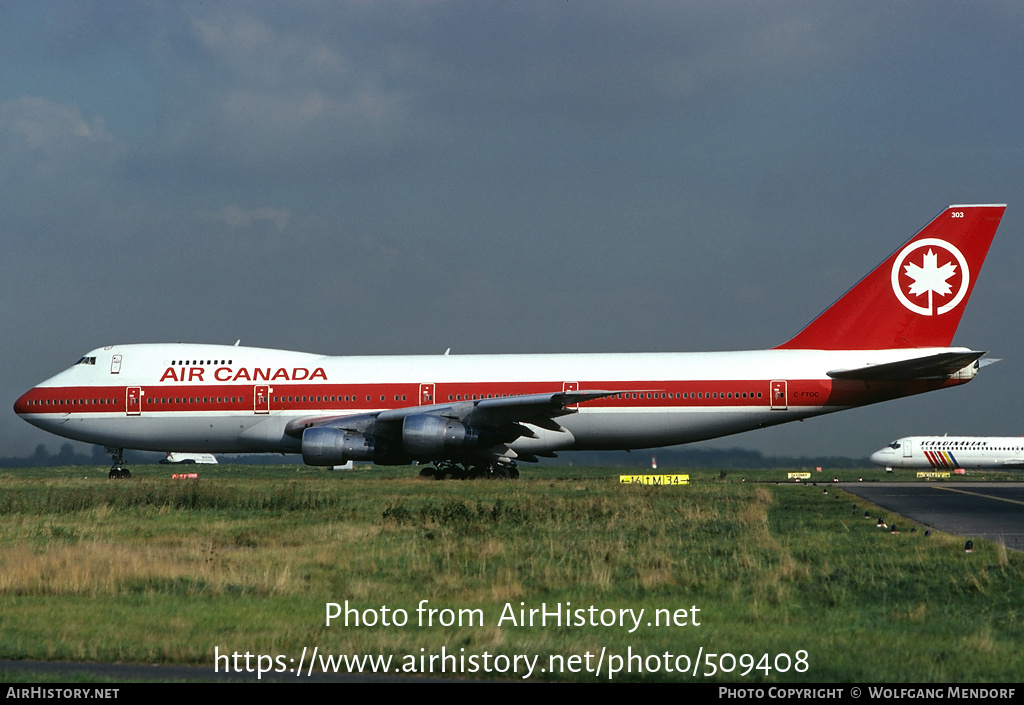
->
776, 204, 1006, 350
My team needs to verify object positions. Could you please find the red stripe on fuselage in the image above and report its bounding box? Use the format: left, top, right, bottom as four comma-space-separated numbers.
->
13, 375, 968, 416
17, 379, 780, 415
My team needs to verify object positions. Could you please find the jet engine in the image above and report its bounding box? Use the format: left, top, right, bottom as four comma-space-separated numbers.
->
301, 426, 375, 466
301, 415, 482, 466
401, 414, 477, 455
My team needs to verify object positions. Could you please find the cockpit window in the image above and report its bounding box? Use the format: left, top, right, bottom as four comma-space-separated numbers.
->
888, 442, 901, 450
75, 357, 96, 365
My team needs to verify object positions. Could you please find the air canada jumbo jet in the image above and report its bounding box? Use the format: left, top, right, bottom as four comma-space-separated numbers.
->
14, 204, 1006, 479
871, 436, 1024, 470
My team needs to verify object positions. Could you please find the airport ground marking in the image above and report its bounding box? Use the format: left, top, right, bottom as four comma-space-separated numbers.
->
932, 485, 1024, 508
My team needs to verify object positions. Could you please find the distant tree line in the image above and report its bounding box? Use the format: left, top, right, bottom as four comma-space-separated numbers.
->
0, 444, 294, 467
0, 444, 159, 468
0, 444, 870, 469
546, 447, 872, 470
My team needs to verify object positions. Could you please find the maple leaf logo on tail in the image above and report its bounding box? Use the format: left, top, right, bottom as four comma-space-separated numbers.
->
891, 238, 970, 316
905, 248, 957, 309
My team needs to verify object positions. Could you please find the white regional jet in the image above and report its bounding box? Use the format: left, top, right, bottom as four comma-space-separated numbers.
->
14, 205, 1006, 479
871, 436, 1024, 470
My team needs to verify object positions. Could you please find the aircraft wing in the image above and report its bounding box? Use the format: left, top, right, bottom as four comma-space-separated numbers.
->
826, 351, 986, 381
284, 389, 624, 440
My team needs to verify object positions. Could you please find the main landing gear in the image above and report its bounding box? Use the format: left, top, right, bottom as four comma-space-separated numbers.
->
107, 447, 131, 479
419, 460, 520, 480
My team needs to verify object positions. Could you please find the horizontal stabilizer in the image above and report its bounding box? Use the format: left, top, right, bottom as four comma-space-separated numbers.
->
827, 351, 985, 381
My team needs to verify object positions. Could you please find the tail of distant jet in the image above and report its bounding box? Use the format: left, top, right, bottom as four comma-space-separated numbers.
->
777, 204, 1006, 350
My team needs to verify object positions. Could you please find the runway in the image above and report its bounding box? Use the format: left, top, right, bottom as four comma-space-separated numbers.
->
839, 482, 1024, 551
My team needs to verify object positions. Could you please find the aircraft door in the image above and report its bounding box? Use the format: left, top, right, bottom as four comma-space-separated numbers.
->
419, 383, 434, 405
770, 380, 788, 410
563, 381, 579, 409
126, 387, 141, 416
254, 385, 270, 414
904, 440, 913, 458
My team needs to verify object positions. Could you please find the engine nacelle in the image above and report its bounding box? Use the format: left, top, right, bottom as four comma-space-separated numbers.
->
402, 414, 475, 456
301, 426, 375, 466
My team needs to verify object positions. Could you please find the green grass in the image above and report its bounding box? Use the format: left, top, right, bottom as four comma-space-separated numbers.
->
0, 464, 1021, 681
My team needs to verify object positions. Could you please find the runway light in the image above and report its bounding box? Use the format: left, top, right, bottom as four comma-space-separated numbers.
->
865, 511, 871, 519
925, 530, 931, 537
877, 518, 887, 528
823, 489, 828, 495
964, 540, 973, 553
890, 525, 899, 534
911, 528, 917, 533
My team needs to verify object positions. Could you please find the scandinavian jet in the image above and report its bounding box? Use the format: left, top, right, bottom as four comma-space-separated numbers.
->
14, 204, 1006, 479
871, 436, 1024, 470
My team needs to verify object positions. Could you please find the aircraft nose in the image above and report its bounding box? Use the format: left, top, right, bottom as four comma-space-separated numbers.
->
13, 388, 34, 415
869, 449, 888, 466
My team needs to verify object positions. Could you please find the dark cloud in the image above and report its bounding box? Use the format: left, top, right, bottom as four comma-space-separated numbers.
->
1, 2, 1022, 457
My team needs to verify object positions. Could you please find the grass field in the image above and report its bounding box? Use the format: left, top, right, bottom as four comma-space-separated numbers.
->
0, 464, 1021, 682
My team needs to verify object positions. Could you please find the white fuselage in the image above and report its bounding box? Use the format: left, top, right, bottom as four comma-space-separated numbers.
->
870, 436, 1024, 470
15, 343, 973, 460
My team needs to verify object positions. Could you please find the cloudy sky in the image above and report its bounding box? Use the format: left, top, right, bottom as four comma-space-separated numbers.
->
2, 2, 1023, 459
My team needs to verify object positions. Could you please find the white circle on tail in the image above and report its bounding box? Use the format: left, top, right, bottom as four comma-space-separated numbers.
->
890, 238, 969, 316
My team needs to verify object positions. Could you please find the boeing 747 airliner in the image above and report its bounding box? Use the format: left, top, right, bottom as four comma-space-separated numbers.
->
14, 204, 1007, 478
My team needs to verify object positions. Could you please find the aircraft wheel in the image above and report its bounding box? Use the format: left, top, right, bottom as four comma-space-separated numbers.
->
487, 465, 511, 480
